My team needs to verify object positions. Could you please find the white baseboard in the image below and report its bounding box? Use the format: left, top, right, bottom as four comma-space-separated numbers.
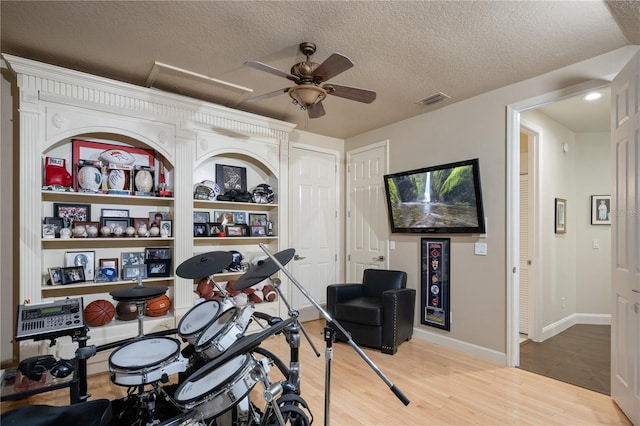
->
541, 313, 611, 341
412, 327, 507, 365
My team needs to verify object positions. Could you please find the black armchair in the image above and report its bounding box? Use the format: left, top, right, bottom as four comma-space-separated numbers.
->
326, 269, 415, 355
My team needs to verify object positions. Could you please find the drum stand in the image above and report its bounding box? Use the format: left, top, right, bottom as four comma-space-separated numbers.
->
258, 244, 410, 426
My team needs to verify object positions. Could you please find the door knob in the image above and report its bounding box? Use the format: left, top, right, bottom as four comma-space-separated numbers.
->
293, 254, 306, 261
372, 256, 384, 261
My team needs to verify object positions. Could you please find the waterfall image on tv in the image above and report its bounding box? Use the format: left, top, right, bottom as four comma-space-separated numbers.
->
383, 159, 485, 234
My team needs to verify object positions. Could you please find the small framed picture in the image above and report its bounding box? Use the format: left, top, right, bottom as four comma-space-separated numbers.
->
147, 259, 171, 278
100, 217, 131, 234
214, 211, 235, 224
44, 217, 64, 237
160, 220, 172, 237
249, 213, 268, 226
61, 266, 86, 284
555, 198, 567, 234
145, 247, 172, 260
250, 225, 267, 237
65, 250, 95, 281
101, 208, 130, 218
53, 203, 91, 228
122, 264, 147, 280
48, 267, 63, 286
122, 251, 145, 267
42, 224, 56, 239
74, 221, 100, 238
591, 195, 611, 225
225, 225, 245, 237
132, 218, 149, 231
216, 164, 247, 192
208, 222, 223, 236
149, 212, 170, 228
194, 223, 209, 237
193, 211, 210, 223
235, 212, 247, 225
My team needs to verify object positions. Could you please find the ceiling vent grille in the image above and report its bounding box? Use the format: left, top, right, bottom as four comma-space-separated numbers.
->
417, 92, 451, 106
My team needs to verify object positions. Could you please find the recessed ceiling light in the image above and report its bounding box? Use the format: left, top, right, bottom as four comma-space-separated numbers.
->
584, 92, 602, 101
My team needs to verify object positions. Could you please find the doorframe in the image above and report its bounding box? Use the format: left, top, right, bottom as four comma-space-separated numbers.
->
506, 79, 611, 367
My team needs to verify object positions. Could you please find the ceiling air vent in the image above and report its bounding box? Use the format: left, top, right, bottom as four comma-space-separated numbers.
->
417, 92, 451, 106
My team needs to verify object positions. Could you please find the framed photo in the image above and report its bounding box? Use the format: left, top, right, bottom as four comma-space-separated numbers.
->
214, 211, 246, 225
193, 211, 210, 223
100, 217, 131, 234
250, 225, 267, 237
216, 164, 247, 192
65, 250, 95, 281
249, 213, 268, 226
42, 224, 56, 239
208, 222, 223, 236
72, 139, 154, 192
122, 251, 145, 267
234, 212, 247, 225
53, 203, 91, 228
60, 266, 86, 285
421, 238, 450, 331
122, 264, 147, 280
225, 225, 245, 237
194, 223, 209, 237
555, 198, 567, 234
147, 259, 171, 278
101, 208, 130, 218
48, 267, 63, 286
149, 212, 170, 228
74, 221, 100, 238
44, 217, 64, 237
591, 195, 611, 225
160, 220, 172, 237
133, 217, 149, 231
145, 247, 172, 260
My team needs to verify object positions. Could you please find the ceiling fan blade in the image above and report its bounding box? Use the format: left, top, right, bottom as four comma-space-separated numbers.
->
324, 84, 376, 104
244, 87, 289, 103
307, 102, 326, 119
312, 53, 354, 82
244, 61, 300, 82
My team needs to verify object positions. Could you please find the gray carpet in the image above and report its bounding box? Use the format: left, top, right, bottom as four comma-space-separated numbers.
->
518, 324, 610, 395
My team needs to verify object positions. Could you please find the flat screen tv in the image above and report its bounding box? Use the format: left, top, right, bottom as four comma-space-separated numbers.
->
383, 158, 486, 234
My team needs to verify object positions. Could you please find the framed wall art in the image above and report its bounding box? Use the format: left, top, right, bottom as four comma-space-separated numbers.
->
591, 195, 611, 225
193, 211, 210, 223
53, 203, 91, 228
216, 164, 247, 192
65, 250, 95, 281
420, 238, 450, 331
555, 198, 567, 234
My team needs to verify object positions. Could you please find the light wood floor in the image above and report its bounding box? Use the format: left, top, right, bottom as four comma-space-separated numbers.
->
1, 320, 631, 425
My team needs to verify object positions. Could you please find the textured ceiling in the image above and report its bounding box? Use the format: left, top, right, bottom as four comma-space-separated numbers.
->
1, 1, 638, 139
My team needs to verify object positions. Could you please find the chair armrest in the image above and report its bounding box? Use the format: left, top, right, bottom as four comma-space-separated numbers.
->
326, 283, 364, 317
382, 288, 416, 311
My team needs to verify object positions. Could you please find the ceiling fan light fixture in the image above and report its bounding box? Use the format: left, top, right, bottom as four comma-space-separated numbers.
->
289, 85, 327, 109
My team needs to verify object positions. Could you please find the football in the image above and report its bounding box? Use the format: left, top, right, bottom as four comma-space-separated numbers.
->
84, 299, 115, 327
77, 166, 102, 191
108, 169, 127, 190
100, 149, 135, 165
145, 294, 172, 317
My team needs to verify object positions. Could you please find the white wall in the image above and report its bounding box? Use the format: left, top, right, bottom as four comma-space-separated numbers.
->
345, 46, 637, 357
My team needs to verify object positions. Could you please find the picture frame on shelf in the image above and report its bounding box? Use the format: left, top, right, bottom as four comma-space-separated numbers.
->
208, 222, 223, 236
194, 223, 209, 237
225, 225, 245, 237
44, 217, 64, 237
214, 211, 247, 225
555, 198, 567, 234
145, 247, 173, 260
101, 208, 130, 218
147, 259, 171, 278
48, 267, 63, 286
42, 224, 56, 239
53, 203, 91, 228
249, 213, 268, 226
160, 220, 172, 237
100, 217, 131, 235
73, 221, 100, 238
193, 211, 210, 223
133, 218, 149, 231
122, 251, 145, 267
216, 164, 247, 192
591, 195, 611, 225
250, 225, 267, 237
60, 266, 86, 285
65, 250, 96, 281
149, 212, 170, 228
122, 264, 146, 280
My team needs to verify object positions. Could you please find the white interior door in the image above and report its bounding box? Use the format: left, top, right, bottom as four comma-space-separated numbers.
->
289, 145, 338, 319
610, 50, 639, 425
347, 142, 388, 281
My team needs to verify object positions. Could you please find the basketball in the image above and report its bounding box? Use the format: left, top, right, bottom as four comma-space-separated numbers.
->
145, 294, 171, 317
84, 299, 115, 327
116, 301, 139, 321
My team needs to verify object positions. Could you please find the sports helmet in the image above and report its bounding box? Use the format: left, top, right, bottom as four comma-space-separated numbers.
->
226, 250, 244, 272
193, 180, 221, 201
251, 184, 274, 204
